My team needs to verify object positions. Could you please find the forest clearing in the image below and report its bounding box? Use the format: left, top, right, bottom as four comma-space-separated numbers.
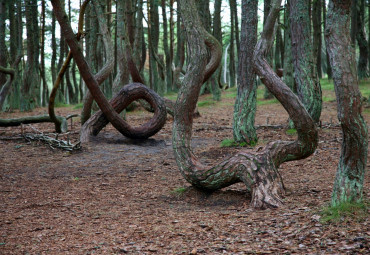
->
0, 83, 369, 254
1, 0, 370, 253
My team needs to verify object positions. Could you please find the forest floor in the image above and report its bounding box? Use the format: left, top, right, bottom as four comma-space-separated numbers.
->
0, 85, 369, 254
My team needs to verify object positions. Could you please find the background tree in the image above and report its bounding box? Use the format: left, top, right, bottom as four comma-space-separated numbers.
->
22, 0, 40, 111
325, 0, 368, 206
233, 0, 258, 145
290, 0, 322, 123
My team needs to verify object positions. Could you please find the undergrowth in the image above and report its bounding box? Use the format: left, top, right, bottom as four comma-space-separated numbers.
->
320, 201, 368, 223
220, 138, 256, 148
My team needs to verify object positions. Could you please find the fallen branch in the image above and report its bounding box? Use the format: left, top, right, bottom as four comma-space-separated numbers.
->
23, 132, 81, 151
0, 115, 68, 132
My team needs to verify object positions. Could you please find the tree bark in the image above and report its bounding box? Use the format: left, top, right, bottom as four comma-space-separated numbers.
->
80, 0, 115, 125
325, 0, 368, 206
290, 0, 322, 123
283, 0, 295, 91
162, 0, 173, 91
312, 0, 322, 79
322, 0, 332, 79
173, 0, 317, 209
356, 0, 368, 79
80, 83, 167, 142
233, 0, 258, 145
0, 0, 7, 88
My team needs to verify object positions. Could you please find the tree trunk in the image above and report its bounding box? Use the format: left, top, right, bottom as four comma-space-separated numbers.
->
0, 0, 7, 88
312, 0, 322, 79
40, 0, 48, 107
322, 0, 332, 79
356, 0, 368, 79
263, 0, 274, 99
162, 0, 173, 91
325, 0, 368, 206
80, 83, 167, 142
22, 0, 40, 111
51, 12, 57, 85
283, 0, 295, 91
51, 0, 167, 141
148, 0, 164, 95
228, 0, 236, 87
290, 0, 322, 123
173, 0, 317, 209
233, 0, 258, 145
80, 0, 115, 125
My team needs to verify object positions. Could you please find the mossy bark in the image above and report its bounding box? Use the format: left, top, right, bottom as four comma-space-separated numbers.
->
325, 0, 368, 206
233, 0, 258, 145
290, 0, 322, 123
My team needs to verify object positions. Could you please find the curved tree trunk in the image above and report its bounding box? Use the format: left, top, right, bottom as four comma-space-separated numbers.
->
325, 0, 368, 206
173, 0, 317, 209
233, 0, 258, 145
290, 0, 322, 123
0, 66, 15, 109
80, 83, 167, 142
51, 0, 166, 141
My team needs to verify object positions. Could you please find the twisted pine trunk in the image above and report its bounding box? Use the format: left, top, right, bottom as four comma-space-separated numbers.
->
51, 0, 166, 141
325, 0, 368, 206
173, 0, 317, 209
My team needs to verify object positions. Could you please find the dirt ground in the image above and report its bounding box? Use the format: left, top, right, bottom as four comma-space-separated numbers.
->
0, 90, 369, 254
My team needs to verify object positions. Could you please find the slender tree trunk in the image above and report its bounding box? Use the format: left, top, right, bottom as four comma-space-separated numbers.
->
51, 12, 57, 85
290, 0, 322, 123
40, 0, 48, 106
233, 0, 258, 145
0, 0, 7, 89
213, 0, 223, 89
228, 0, 236, 87
322, 0, 332, 79
325, 0, 368, 206
162, 0, 173, 91
22, 0, 40, 111
263, 0, 274, 99
356, 0, 368, 79
80, 0, 116, 124
283, 0, 295, 91
148, 0, 163, 94
169, 0, 175, 90
133, 0, 145, 73
312, 0, 322, 79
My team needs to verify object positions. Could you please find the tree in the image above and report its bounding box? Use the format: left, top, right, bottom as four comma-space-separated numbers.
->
51, 0, 167, 141
233, 0, 258, 145
290, 0, 322, 123
283, 0, 295, 91
322, 0, 332, 79
0, 0, 7, 88
22, 0, 40, 111
325, 0, 368, 206
355, 0, 369, 79
173, 0, 318, 209
312, 0, 322, 79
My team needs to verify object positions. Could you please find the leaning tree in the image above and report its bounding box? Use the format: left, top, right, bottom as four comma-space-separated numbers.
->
173, 0, 318, 209
325, 0, 368, 206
